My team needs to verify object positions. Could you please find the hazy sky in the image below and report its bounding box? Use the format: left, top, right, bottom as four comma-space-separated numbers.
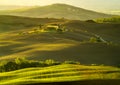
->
0, 0, 120, 13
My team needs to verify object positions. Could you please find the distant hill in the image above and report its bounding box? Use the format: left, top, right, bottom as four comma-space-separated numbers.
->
0, 4, 113, 20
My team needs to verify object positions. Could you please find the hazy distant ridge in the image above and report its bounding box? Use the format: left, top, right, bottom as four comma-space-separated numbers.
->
0, 4, 112, 20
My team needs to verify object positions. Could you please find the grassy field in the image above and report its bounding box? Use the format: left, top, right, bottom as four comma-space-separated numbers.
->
0, 64, 120, 85
0, 15, 120, 66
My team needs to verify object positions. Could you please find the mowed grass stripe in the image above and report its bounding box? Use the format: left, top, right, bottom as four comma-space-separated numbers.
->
0, 64, 120, 85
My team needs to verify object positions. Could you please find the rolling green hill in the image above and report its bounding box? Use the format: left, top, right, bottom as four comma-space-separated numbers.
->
0, 64, 120, 85
0, 4, 113, 20
0, 15, 120, 66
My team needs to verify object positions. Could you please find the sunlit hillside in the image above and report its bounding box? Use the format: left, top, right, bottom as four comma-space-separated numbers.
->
0, 64, 120, 85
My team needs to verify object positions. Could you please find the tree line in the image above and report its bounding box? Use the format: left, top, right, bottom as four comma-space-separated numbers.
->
0, 58, 80, 72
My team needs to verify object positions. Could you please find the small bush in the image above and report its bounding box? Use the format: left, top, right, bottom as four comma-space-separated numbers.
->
89, 37, 97, 43
86, 20, 96, 23
45, 59, 60, 66
89, 36, 105, 43
91, 64, 97, 66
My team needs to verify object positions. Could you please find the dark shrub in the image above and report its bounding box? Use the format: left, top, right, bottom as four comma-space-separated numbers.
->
64, 61, 80, 64
86, 20, 96, 23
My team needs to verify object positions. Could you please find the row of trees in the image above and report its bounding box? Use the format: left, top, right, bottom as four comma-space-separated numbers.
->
0, 58, 80, 72
96, 17, 120, 23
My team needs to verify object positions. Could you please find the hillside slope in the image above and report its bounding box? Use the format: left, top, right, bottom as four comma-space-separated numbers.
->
0, 15, 120, 65
0, 4, 112, 20
0, 15, 66, 33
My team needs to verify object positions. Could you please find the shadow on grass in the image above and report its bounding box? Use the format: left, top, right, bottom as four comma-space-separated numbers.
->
28, 43, 120, 66
26, 79, 120, 85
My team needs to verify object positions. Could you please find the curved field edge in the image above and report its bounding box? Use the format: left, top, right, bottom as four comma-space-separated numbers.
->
0, 64, 120, 85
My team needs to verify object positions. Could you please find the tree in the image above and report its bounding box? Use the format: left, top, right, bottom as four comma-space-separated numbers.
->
3, 61, 18, 71
15, 57, 28, 64
15, 57, 30, 68
57, 28, 63, 33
